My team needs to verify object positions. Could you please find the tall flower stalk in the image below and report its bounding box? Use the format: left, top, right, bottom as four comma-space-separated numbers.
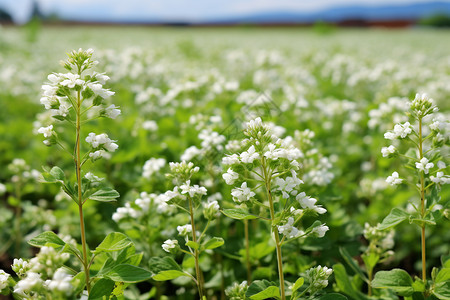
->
379, 93, 449, 294
222, 117, 330, 299
37, 48, 121, 295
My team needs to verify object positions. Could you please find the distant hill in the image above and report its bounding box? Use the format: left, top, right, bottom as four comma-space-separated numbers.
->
204, 1, 450, 24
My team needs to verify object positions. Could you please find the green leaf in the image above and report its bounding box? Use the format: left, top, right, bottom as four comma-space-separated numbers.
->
221, 208, 259, 220
317, 293, 348, 300
186, 241, 199, 250
436, 268, 450, 283
203, 237, 224, 250
94, 232, 132, 254
71, 272, 86, 295
372, 269, 414, 296
378, 208, 410, 230
104, 264, 152, 283
61, 243, 82, 259
89, 188, 120, 202
50, 166, 65, 181
340, 247, 369, 284
28, 231, 65, 249
361, 252, 380, 272
88, 278, 115, 300
333, 264, 369, 300
412, 279, 426, 292
246, 280, 280, 300
152, 270, 189, 281
148, 256, 183, 273
292, 277, 304, 293
434, 282, 450, 300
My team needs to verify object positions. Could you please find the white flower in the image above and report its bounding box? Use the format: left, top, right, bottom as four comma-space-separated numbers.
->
386, 171, 403, 185
223, 168, 239, 185
240, 145, 260, 163
87, 82, 115, 99
37, 125, 54, 138
142, 158, 166, 179
142, 120, 158, 131
14, 272, 43, 296
0, 270, 10, 290
415, 157, 434, 174
180, 180, 207, 197
312, 224, 329, 238
277, 217, 304, 238
85, 132, 118, 152
60, 73, 84, 88
0, 183, 6, 195
89, 150, 106, 160
84, 172, 103, 184
45, 268, 73, 295
162, 239, 179, 253
430, 172, 450, 184
384, 122, 412, 140
274, 173, 303, 198
203, 200, 220, 219
105, 104, 121, 119
381, 145, 396, 157
177, 224, 192, 236
222, 154, 240, 165
231, 182, 255, 203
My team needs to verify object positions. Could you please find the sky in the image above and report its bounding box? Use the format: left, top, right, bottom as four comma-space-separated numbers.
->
1, 0, 449, 24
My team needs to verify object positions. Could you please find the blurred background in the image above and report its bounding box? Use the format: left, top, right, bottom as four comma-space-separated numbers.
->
1, 0, 450, 27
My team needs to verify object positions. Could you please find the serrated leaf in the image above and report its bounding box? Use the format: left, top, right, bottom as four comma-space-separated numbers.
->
94, 232, 132, 254
372, 269, 414, 296
203, 237, 224, 250
221, 208, 259, 220
152, 270, 189, 281
89, 188, 120, 202
104, 264, 152, 283
88, 278, 115, 300
378, 208, 409, 230
28, 231, 65, 249
292, 277, 304, 293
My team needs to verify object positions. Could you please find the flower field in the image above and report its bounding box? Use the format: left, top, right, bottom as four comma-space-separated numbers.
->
0, 26, 449, 299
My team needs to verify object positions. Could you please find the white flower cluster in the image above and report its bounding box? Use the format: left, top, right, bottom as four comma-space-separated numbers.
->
180, 180, 207, 198
296, 192, 327, 214
142, 157, 166, 179
85, 132, 118, 160
381, 145, 396, 157
0, 270, 10, 290
275, 171, 304, 199
14, 272, 44, 297
364, 223, 395, 252
386, 171, 402, 186
45, 268, 73, 295
277, 217, 304, 238
431, 171, 450, 185
384, 122, 412, 140
112, 192, 174, 222
415, 157, 434, 174
304, 265, 333, 291
177, 224, 192, 236
8, 158, 40, 183
162, 239, 179, 253
231, 182, 255, 203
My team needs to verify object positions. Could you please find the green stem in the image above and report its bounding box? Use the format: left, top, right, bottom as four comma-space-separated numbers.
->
14, 181, 22, 257
76, 88, 91, 294
418, 117, 426, 283
262, 158, 285, 300
244, 219, 252, 284
188, 196, 205, 299
368, 267, 373, 296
